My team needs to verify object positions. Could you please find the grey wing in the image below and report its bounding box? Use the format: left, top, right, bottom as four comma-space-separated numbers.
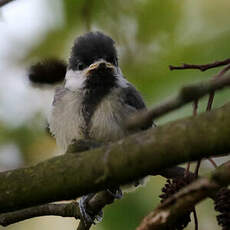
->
122, 83, 147, 110
52, 86, 68, 106
122, 83, 154, 129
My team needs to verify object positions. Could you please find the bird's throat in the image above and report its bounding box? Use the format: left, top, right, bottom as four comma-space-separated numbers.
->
81, 71, 117, 138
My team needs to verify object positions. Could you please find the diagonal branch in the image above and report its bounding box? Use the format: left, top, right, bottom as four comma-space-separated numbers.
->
137, 161, 230, 230
0, 101, 230, 213
126, 72, 230, 130
169, 58, 230, 71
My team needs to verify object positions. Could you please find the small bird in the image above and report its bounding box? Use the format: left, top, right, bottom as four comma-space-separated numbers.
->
48, 31, 152, 152
29, 31, 153, 225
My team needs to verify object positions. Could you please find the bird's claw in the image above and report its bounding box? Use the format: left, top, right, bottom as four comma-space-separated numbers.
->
78, 188, 122, 226
78, 194, 103, 226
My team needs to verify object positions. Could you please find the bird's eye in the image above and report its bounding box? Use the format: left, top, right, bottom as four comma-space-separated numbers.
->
77, 62, 85, 71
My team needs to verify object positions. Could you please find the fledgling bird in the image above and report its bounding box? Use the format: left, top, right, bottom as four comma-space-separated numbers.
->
29, 31, 153, 225
48, 32, 152, 152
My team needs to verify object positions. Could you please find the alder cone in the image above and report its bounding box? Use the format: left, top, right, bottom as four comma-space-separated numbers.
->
159, 174, 195, 230
214, 187, 230, 230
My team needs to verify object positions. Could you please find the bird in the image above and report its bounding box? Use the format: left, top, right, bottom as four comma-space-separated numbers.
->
29, 31, 153, 225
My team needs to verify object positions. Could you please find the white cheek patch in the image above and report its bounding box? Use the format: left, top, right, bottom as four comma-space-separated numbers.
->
65, 70, 86, 91
65, 67, 128, 91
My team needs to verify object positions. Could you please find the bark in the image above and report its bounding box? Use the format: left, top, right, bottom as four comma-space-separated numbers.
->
0, 103, 230, 213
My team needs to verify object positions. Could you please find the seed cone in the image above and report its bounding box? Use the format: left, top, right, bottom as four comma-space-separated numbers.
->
214, 187, 230, 230
159, 174, 195, 230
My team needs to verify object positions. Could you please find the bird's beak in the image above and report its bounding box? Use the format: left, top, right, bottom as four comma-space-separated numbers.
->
86, 60, 115, 76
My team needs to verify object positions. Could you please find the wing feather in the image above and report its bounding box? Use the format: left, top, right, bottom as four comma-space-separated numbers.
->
122, 83, 154, 129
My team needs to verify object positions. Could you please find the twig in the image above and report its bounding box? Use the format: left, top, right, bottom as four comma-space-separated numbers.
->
136, 161, 230, 230
0, 191, 115, 227
206, 64, 230, 111
0, 0, 15, 7
169, 58, 230, 72
193, 209, 198, 230
0, 202, 81, 227
194, 160, 201, 178
77, 191, 115, 230
208, 158, 218, 168
127, 73, 230, 130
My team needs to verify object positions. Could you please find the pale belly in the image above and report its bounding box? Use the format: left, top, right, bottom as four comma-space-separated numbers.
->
49, 88, 135, 152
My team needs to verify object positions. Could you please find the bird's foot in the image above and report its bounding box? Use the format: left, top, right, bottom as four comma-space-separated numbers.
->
106, 187, 123, 199
78, 194, 103, 226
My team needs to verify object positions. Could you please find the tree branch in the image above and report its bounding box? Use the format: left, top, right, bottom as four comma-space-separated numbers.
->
0, 190, 116, 227
169, 58, 230, 71
0, 165, 220, 226
137, 161, 230, 230
126, 72, 230, 130
0, 202, 80, 226
0, 166, 188, 227
0, 101, 229, 213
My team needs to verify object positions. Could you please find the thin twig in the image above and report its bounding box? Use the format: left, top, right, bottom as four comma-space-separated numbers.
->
193, 209, 199, 230
208, 158, 218, 168
185, 162, 191, 177
0, 191, 115, 227
0, 202, 81, 227
194, 160, 201, 178
169, 58, 230, 72
206, 64, 230, 111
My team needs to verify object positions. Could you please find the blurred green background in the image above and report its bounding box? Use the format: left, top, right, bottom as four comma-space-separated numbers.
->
1, 0, 230, 229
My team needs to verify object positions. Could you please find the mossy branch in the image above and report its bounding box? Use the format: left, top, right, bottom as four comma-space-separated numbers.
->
0, 166, 188, 227
0, 102, 230, 214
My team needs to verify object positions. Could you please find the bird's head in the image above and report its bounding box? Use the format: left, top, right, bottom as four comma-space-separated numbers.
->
65, 31, 125, 91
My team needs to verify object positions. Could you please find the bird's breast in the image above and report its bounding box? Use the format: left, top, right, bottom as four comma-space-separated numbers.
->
49, 88, 132, 152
